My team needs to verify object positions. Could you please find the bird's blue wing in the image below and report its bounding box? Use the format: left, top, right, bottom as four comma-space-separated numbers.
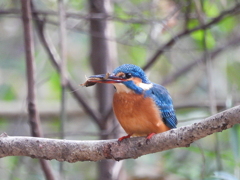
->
145, 83, 177, 129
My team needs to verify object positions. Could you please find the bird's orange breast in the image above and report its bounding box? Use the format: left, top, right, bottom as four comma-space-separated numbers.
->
113, 92, 170, 137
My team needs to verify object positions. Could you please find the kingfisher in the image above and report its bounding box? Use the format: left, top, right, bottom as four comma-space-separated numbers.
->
83, 64, 177, 142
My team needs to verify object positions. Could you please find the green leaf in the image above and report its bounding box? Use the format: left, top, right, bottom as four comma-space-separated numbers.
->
230, 125, 240, 161
227, 62, 240, 90
191, 30, 215, 49
45, 72, 61, 100
68, 0, 86, 11
114, 5, 132, 20
204, 1, 219, 18
0, 84, 16, 101
188, 19, 199, 29
126, 46, 146, 65
0, 118, 8, 130
218, 17, 236, 33
6, 156, 20, 170
191, 29, 204, 42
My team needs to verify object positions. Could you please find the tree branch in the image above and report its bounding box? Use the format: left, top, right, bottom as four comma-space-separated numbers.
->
21, 0, 42, 138
58, 0, 67, 139
0, 8, 180, 24
142, 2, 240, 71
1, 105, 239, 162
21, 1, 56, 179
161, 34, 240, 85
30, 2, 103, 128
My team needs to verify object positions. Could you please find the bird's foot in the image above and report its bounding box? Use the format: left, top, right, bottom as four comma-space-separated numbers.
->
146, 133, 156, 144
118, 134, 131, 143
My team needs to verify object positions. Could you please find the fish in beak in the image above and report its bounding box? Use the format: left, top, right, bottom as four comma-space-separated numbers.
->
81, 72, 128, 87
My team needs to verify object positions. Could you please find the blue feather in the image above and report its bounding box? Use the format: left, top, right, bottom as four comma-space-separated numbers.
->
145, 83, 177, 129
123, 81, 143, 94
113, 64, 150, 83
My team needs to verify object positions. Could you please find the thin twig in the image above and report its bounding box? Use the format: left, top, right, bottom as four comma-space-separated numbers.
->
30, 2, 103, 128
142, 2, 240, 71
58, 0, 67, 142
198, 0, 223, 171
0, 8, 181, 24
183, 0, 192, 31
161, 35, 240, 86
58, 0, 67, 176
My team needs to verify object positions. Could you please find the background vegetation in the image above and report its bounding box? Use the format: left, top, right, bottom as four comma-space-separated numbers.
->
0, 0, 240, 179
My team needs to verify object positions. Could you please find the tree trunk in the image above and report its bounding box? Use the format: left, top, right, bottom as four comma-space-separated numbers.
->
89, 0, 119, 179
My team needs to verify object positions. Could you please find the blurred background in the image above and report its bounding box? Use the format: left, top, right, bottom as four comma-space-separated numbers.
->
0, 0, 240, 179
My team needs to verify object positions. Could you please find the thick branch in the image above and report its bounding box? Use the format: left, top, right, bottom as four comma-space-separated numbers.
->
0, 105, 239, 162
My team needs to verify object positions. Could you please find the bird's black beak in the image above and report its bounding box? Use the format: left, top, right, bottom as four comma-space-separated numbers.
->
81, 73, 127, 87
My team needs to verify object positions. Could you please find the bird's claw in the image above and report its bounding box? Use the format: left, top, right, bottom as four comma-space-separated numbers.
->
146, 133, 156, 144
117, 134, 132, 144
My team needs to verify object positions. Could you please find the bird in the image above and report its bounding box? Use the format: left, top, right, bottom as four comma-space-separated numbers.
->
83, 64, 177, 142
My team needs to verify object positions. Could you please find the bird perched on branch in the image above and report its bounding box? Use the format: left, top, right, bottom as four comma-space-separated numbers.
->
82, 64, 177, 142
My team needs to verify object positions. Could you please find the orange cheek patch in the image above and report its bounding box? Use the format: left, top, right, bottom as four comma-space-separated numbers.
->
131, 77, 142, 86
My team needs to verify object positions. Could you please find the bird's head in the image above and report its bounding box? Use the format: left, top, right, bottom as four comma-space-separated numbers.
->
85, 64, 152, 94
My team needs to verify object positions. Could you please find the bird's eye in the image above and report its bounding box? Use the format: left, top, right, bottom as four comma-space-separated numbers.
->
125, 73, 132, 79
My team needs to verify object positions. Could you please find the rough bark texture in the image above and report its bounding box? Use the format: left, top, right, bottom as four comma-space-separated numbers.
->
89, 0, 118, 179
89, 0, 114, 117
21, 1, 56, 179
0, 105, 239, 162
22, 0, 42, 138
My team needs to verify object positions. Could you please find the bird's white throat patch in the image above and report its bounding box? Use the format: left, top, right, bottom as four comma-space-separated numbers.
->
113, 83, 131, 93
113, 83, 153, 93
139, 82, 153, 90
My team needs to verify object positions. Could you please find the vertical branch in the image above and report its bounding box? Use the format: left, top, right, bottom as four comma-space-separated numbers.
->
226, 53, 240, 179
199, 0, 223, 172
58, 0, 67, 139
31, 3, 102, 127
21, 0, 42, 138
89, 0, 115, 122
89, 0, 120, 180
206, 39, 223, 172
21, 1, 56, 180
58, 0, 67, 177
206, 47, 223, 171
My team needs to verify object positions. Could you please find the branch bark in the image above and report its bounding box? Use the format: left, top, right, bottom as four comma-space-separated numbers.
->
21, 1, 56, 179
22, 0, 42, 138
1, 105, 239, 162
89, 1, 119, 179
